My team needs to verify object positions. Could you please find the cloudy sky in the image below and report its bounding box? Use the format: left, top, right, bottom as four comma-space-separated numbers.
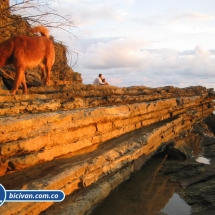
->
48, 1, 215, 88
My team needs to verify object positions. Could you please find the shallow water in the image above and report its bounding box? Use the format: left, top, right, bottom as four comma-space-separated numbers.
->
195, 156, 210, 164
161, 193, 191, 215
91, 153, 188, 215
91, 131, 211, 215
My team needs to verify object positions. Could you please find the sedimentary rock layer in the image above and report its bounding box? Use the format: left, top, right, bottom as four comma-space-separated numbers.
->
0, 84, 214, 215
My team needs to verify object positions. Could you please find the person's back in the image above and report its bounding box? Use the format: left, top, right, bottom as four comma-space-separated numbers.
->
93, 77, 102, 85
93, 74, 104, 85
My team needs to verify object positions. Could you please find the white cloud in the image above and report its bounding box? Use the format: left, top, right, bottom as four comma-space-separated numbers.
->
171, 11, 215, 22
81, 37, 149, 69
74, 39, 215, 89
61, 3, 127, 27
194, 45, 211, 56
79, 4, 126, 25
58, 1, 215, 90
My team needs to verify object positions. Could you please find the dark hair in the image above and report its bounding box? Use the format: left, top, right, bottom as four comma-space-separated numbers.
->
102, 78, 105, 82
98, 74, 102, 77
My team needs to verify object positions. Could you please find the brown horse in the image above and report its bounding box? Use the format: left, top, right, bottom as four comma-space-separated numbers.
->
0, 26, 55, 94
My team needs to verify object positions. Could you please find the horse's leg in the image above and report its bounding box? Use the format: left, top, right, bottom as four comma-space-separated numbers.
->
39, 63, 46, 83
10, 66, 24, 95
44, 42, 55, 85
44, 64, 51, 85
21, 74, 28, 94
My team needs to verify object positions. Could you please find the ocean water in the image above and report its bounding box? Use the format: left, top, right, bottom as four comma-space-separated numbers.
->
196, 156, 210, 164
91, 153, 187, 215
161, 193, 191, 215
91, 129, 212, 215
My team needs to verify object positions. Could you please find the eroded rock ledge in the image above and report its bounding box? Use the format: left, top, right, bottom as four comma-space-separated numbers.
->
0, 84, 214, 215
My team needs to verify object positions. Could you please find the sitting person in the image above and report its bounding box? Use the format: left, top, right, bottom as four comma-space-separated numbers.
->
102, 78, 109, 85
93, 74, 105, 85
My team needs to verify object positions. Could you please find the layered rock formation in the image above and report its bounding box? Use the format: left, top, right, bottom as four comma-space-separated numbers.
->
160, 117, 215, 215
0, 84, 214, 215
87, 118, 215, 215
